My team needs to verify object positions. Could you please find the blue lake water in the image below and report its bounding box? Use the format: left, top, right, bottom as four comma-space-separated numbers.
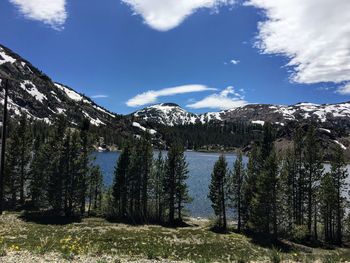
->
93, 151, 248, 218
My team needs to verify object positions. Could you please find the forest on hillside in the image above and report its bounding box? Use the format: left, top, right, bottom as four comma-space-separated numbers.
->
1, 115, 350, 248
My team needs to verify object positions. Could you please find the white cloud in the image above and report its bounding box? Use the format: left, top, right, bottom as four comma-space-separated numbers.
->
230, 59, 240, 65
224, 59, 240, 65
336, 83, 350, 95
91, 94, 109, 99
9, 0, 67, 30
187, 86, 247, 110
246, 0, 350, 84
121, 0, 235, 31
126, 84, 217, 107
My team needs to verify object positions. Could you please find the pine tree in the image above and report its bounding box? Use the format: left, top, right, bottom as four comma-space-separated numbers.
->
279, 149, 297, 235
150, 151, 165, 222
330, 145, 348, 244
17, 115, 32, 205
113, 144, 131, 218
79, 118, 91, 215
261, 123, 274, 161
294, 127, 305, 226
230, 151, 245, 232
242, 144, 260, 230
320, 172, 336, 242
140, 136, 153, 221
127, 144, 142, 220
164, 143, 190, 225
88, 165, 103, 215
248, 123, 279, 237
250, 149, 279, 238
29, 137, 49, 209
5, 122, 20, 208
304, 126, 324, 239
174, 145, 190, 222
46, 117, 67, 214
208, 154, 228, 231
61, 129, 72, 216
111, 137, 153, 222
66, 130, 84, 216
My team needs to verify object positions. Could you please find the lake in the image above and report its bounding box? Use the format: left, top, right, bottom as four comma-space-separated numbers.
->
93, 151, 248, 218
93, 151, 350, 218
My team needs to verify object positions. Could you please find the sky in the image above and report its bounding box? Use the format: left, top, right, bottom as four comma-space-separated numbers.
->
0, 0, 350, 114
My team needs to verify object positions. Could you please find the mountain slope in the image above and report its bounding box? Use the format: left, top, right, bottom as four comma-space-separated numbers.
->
133, 102, 350, 156
0, 44, 117, 126
133, 102, 350, 130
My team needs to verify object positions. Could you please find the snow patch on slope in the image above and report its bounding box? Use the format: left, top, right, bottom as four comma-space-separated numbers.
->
20, 80, 47, 103
0, 47, 16, 65
252, 120, 265, 126
82, 111, 105, 126
319, 128, 331, 134
132, 122, 157, 135
92, 104, 115, 118
55, 83, 84, 102
334, 140, 347, 150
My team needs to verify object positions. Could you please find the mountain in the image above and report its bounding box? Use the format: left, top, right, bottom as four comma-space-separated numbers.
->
0, 44, 118, 127
133, 103, 223, 126
2, 43, 350, 154
133, 103, 198, 126
133, 102, 350, 130
133, 102, 350, 155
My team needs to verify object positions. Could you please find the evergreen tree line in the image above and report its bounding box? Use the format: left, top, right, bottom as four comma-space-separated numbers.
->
3, 115, 350, 245
3, 115, 103, 217
109, 138, 191, 225
154, 121, 263, 150
209, 123, 349, 245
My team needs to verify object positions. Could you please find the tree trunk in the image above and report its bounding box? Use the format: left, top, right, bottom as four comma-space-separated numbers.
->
313, 201, 318, 240
20, 153, 25, 206
169, 170, 175, 225
238, 194, 241, 232
337, 179, 342, 245
307, 171, 312, 238
178, 193, 182, 222
221, 180, 227, 231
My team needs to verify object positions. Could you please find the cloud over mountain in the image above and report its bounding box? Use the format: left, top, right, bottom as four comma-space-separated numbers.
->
126, 84, 217, 107
187, 86, 247, 110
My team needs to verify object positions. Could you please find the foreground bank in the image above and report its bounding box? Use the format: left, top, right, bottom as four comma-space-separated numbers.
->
0, 213, 349, 263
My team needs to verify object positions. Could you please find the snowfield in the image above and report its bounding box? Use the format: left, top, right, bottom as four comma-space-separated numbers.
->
55, 83, 84, 102
132, 122, 157, 135
0, 47, 16, 65
20, 80, 47, 103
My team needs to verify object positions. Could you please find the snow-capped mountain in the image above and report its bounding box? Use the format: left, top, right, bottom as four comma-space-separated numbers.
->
0, 44, 117, 126
212, 102, 350, 129
133, 103, 199, 126
133, 102, 350, 131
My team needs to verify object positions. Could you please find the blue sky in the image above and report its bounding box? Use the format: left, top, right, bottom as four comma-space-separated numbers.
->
1, 0, 350, 114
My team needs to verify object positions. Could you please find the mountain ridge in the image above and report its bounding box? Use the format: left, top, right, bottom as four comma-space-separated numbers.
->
132, 101, 350, 130
0, 44, 119, 127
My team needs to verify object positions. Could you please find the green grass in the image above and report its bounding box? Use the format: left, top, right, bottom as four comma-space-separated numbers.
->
0, 213, 349, 262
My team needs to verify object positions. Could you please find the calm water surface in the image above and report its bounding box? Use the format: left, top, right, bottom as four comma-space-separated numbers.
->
93, 151, 350, 218
93, 151, 248, 218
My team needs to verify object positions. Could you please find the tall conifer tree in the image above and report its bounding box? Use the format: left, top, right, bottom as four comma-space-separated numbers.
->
230, 151, 245, 232
209, 154, 229, 231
